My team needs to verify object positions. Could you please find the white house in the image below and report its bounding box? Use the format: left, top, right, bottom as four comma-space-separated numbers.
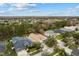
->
64, 47, 72, 55
44, 30, 60, 37
17, 49, 29, 56
57, 40, 65, 48
64, 26, 77, 31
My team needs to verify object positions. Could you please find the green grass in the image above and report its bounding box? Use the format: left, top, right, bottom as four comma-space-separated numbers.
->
55, 35, 64, 40
27, 48, 37, 53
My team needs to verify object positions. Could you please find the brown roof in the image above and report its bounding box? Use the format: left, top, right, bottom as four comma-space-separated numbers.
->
29, 33, 47, 42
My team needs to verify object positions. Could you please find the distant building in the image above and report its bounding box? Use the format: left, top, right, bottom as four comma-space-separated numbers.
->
29, 33, 47, 43
54, 26, 77, 34
54, 28, 72, 34
44, 30, 60, 37
12, 37, 32, 56
64, 26, 77, 31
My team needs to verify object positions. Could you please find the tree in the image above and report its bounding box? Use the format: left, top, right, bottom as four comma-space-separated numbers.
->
53, 46, 67, 56
4, 40, 17, 56
45, 36, 57, 47
54, 20, 67, 29
72, 32, 79, 45
61, 32, 73, 38
0, 25, 13, 40
12, 21, 28, 36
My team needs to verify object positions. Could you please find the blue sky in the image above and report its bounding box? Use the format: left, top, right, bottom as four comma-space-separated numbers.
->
0, 3, 79, 16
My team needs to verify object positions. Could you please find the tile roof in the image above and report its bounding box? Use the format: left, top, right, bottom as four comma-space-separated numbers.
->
29, 33, 47, 42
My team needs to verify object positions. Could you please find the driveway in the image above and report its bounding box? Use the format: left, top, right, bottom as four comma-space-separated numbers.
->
33, 52, 42, 56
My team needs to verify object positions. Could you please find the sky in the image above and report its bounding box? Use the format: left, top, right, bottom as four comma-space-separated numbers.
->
0, 3, 79, 16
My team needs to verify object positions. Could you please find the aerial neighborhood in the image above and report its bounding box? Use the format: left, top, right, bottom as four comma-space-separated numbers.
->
0, 16, 79, 56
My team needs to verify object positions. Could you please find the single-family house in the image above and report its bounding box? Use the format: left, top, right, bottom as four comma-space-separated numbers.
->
12, 37, 32, 56
64, 26, 77, 31
29, 33, 47, 43
54, 26, 76, 34
44, 30, 60, 37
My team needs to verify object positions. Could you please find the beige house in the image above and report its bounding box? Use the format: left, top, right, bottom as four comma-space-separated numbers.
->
29, 33, 47, 43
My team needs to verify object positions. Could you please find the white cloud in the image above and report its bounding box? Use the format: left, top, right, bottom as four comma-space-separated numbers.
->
0, 10, 5, 13
13, 3, 27, 9
26, 4, 36, 7
0, 3, 37, 14
13, 3, 36, 8
0, 3, 4, 6
12, 3, 37, 10
29, 9, 40, 12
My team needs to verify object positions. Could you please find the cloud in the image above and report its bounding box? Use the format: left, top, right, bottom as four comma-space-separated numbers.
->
0, 3, 4, 6
0, 3, 79, 16
0, 3, 37, 12
0, 3, 38, 16
0, 10, 5, 14
48, 4, 79, 16
13, 3, 36, 8
11, 3, 37, 10
29, 9, 40, 12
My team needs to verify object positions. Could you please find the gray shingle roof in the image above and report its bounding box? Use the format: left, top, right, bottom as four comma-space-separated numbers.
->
12, 37, 32, 52
54, 28, 73, 33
